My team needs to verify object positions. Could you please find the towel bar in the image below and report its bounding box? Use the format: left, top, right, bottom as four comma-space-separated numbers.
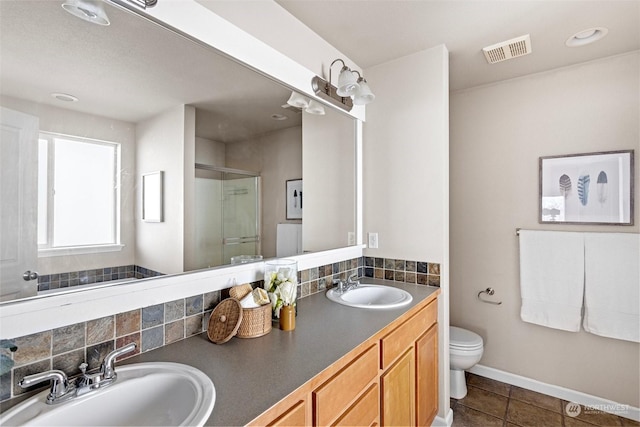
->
478, 287, 502, 305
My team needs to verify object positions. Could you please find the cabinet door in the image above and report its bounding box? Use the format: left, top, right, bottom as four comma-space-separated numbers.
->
266, 400, 306, 427
416, 324, 438, 426
381, 348, 415, 427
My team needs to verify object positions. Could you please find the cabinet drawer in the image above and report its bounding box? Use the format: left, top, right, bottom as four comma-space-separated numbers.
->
313, 343, 379, 426
334, 383, 379, 427
380, 299, 437, 369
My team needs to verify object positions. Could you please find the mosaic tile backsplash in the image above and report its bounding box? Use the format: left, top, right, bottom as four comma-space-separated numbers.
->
37, 265, 164, 293
1, 256, 439, 403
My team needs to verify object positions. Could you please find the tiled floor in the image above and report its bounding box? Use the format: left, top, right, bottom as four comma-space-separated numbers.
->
451, 373, 639, 427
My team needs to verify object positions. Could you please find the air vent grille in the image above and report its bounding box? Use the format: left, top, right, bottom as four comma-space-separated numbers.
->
483, 34, 532, 64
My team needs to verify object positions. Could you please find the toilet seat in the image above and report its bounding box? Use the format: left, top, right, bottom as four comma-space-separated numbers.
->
450, 326, 483, 350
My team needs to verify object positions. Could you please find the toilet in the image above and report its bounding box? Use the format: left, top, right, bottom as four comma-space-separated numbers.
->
449, 326, 484, 399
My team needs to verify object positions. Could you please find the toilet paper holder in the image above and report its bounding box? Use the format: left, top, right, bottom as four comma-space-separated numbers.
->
477, 287, 502, 305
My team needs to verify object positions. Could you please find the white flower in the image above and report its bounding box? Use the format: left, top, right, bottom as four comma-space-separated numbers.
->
278, 280, 296, 306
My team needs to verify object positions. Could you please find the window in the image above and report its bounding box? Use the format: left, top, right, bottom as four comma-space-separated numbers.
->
38, 132, 121, 254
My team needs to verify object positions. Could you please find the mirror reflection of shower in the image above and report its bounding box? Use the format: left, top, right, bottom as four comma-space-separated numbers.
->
194, 164, 261, 268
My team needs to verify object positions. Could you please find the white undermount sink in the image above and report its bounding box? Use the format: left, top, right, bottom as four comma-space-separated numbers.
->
0, 362, 215, 426
326, 283, 413, 309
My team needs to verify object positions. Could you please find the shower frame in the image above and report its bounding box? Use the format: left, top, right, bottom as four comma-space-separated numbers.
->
194, 163, 261, 267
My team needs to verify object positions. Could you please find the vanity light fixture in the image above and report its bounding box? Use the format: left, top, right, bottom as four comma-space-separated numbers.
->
285, 91, 326, 115
305, 100, 326, 115
62, 0, 110, 26
565, 27, 608, 47
311, 58, 375, 112
286, 92, 309, 109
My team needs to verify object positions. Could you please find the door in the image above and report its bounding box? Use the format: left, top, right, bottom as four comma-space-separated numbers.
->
0, 107, 39, 301
221, 173, 260, 264
416, 324, 438, 426
381, 348, 415, 426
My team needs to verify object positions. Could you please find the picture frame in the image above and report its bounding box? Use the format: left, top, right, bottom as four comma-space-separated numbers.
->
539, 150, 634, 225
142, 171, 164, 222
286, 179, 303, 220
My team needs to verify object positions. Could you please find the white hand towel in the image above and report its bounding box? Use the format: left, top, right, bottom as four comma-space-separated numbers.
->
583, 233, 640, 343
519, 230, 585, 332
240, 292, 259, 309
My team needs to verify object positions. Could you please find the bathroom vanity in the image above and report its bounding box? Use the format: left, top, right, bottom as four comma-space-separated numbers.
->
124, 280, 440, 426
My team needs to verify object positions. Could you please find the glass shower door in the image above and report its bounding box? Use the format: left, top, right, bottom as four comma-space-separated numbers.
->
194, 166, 260, 269
221, 173, 260, 265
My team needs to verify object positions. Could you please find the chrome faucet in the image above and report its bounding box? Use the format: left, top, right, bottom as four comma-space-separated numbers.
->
77, 342, 136, 394
19, 342, 137, 404
346, 274, 360, 290
19, 370, 75, 404
333, 274, 360, 294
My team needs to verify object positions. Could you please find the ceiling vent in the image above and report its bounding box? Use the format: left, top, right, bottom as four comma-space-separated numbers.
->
482, 34, 532, 64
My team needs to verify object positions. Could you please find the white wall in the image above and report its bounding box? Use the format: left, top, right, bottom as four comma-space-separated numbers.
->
450, 52, 640, 406
303, 108, 356, 252
195, 136, 225, 167
195, 0, 362, 79
0, 96, 136, 274
363, 45, 450, 421
136, 105, 194, 275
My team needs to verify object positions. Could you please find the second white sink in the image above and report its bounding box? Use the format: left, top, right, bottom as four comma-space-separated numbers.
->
326, 283, 413, 309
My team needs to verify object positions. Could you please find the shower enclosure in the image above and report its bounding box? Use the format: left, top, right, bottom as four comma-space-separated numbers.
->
194, 164, 261, 268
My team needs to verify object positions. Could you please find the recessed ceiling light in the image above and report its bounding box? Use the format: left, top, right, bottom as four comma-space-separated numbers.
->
270, 114, 288, 121
51, 93, 79, 102
566, 27, 608, 47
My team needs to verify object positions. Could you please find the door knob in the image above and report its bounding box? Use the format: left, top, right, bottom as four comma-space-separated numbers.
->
23, 270, 39, 281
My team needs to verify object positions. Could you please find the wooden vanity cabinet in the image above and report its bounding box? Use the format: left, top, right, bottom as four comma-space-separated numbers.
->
380, 298, 438, 427
416, 323, 438, 426
265, 399, 307, 426
248, 292, 439, 427
312, 343, 379, 426
381, 347, 415, 426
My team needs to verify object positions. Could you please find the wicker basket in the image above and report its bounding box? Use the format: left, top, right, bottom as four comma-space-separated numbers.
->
229, 285, 272, 338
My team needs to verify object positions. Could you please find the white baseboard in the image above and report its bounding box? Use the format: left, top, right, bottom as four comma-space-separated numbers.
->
432, 408, 453, 427
469, 364, 639, 422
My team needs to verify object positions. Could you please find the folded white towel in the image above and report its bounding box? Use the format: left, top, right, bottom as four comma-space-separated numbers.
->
519, 230, 585, 332
583, 233, 640, 343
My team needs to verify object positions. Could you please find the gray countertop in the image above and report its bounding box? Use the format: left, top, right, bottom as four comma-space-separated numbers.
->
126, 279, 439, 426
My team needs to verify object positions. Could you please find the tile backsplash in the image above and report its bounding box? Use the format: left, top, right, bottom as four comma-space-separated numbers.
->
1, 256, 439, 403
37, 265, 164, 293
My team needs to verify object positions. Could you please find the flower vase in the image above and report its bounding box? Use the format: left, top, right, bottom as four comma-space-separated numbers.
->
279, 305, 295, 331
264, 259, 298, 320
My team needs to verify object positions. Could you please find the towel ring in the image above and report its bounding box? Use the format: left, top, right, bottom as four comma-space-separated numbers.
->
478, 287, 502, 305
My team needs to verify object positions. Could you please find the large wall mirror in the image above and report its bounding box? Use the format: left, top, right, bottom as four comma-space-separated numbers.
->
0, 0, 356, 303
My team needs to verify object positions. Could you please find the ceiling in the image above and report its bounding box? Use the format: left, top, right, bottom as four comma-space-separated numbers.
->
0, 0, 301, 143
2, 1, 637, 141
275, 0, 640, 92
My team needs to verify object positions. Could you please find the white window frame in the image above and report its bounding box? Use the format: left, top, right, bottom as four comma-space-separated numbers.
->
38, 131, 123, 257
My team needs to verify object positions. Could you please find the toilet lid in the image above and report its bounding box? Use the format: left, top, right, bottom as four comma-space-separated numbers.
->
450, 326, 483, 349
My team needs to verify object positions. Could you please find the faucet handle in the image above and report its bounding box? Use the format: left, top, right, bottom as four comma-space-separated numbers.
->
101, 342, 136, 381
347, 274, 360, 286
19, 370, 75, 404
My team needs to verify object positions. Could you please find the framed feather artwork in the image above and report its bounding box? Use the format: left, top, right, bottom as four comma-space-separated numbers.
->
539, 150, 634, 225
286, 179, 303, 220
